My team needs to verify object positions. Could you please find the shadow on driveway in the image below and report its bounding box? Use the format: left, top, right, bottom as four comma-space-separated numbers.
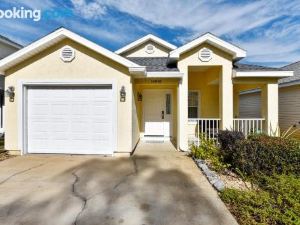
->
0, 149, 237, 225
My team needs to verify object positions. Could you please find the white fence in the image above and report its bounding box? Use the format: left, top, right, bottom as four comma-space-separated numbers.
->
233, 118, 265, 137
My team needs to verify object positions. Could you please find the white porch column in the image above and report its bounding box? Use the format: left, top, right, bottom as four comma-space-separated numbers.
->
261, 83, 279, 135
177, 72, 188, 151
219, 65, 233, 129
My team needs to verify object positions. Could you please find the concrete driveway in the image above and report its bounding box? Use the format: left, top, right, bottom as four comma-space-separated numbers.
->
0, 142, 238, 225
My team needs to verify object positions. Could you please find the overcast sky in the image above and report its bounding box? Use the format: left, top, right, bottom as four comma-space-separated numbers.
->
1, 0, 300, 67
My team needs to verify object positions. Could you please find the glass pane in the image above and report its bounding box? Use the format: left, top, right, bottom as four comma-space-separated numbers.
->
166, 94, 171, 114
188, 91, 198, 107
188, 107, 198, 118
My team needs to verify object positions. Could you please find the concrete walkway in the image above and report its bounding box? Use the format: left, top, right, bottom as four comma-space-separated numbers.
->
0, 141, 238, 225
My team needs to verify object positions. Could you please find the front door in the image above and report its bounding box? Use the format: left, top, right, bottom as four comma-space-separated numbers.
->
143, 89, 172, 137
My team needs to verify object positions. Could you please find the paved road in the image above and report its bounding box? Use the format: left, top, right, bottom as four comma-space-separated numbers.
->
0, 142, 238, 225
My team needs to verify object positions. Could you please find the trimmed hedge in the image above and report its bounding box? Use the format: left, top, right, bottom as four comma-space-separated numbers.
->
218, 132, 300, 177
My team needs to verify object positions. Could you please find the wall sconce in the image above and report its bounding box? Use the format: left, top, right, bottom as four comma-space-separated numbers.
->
137, 92, 142, 101
5, 86, 15, 102
120, 86, 126, 102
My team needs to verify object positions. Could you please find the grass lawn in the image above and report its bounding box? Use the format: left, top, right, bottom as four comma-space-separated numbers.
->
220, 175, 300, 225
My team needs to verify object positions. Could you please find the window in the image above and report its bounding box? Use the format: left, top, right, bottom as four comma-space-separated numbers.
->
166, 94, 171, 114
188, 91, 199, 118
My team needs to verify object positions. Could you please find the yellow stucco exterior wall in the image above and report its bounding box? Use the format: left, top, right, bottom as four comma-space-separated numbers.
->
188, 67, 220, 118
177, 43, 233, 150
4, 38, 134, 154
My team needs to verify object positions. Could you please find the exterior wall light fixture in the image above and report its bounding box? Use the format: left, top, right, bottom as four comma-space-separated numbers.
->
137, 92, 142, 101
120, 86, 126, 102
5, 86, 15, 102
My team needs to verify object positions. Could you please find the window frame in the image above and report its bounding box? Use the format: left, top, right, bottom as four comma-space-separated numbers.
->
188, 90, 200, 119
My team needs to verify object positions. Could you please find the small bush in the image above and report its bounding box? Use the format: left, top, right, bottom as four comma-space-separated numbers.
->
190, 136, 229, 172
220, 174, 300, 225
217, 130, 245, 163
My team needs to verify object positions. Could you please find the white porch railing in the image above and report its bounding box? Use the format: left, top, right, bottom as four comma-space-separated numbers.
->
188, 118, 265, 146
233, 118, 265, 137
188, 118, 221, 146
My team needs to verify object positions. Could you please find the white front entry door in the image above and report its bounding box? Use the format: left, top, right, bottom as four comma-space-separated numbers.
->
26, 85, 115, 154
143, 89, 172, 137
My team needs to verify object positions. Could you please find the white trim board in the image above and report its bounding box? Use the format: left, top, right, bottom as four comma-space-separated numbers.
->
115, 34, 177, 55
233, 70, 293, 78
18, 80, 118, 155
146, 71, 183, 78
169, 33, 246, 60
0, 28, 145, 75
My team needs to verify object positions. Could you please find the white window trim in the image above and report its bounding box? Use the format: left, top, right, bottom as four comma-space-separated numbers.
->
18, 79, 118, 155
188, 90, 201, 122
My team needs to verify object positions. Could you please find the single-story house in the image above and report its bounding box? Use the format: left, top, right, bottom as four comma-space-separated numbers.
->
0, 28, 293, 156
0, 35, 22, 132
239, 61, 300, 138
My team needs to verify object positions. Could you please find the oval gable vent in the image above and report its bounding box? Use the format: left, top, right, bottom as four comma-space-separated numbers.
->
198, 48, 212, 62
60, 46, 75, 62
145, 44, 155, 54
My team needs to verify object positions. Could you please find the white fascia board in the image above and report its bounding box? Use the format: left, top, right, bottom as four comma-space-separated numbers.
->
129, 66, 146, 75
169, 33, 246, 60
115, 34, 177, 54
0, 28, 144, 73
233, 70, 294, 78
146, 71, 183, 78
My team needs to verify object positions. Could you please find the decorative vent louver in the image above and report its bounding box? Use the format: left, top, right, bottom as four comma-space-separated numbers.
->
60, 46, 75, 62
198, 48, 212, 62
145, 44, 155, 54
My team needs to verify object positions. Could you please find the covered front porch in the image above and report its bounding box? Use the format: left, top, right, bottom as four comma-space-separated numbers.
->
187, 65, 279, 146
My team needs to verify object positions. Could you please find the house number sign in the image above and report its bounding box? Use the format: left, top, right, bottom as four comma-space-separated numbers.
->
150, 79, 162, 83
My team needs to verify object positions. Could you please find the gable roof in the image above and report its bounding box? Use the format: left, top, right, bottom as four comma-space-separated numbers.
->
0, 35, 22, 49
169, 33, 246, 60
127, 57, 178, 72
115, 34, 177, 55
0, 28, 145, 74
280, 61, 300, 84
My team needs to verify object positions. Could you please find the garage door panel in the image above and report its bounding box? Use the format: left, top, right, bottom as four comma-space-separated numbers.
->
27, 86, 114, 154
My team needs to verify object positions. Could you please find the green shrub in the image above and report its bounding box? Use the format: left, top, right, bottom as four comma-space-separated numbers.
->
217, 130, 245, 164
231, 135, 300, 177
217, 131, 300, 177
220, 174, 300, 225
190, 136, 229, 172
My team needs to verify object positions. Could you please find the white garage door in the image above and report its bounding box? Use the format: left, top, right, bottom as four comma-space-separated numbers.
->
27, 85, 115, 154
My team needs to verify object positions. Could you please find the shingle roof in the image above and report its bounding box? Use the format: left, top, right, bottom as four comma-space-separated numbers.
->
126, 57, 178, 72
280, 61, 300, 84
233, 63, 284, 71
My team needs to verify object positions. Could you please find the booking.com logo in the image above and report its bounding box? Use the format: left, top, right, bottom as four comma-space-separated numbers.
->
0, 7, 41, 21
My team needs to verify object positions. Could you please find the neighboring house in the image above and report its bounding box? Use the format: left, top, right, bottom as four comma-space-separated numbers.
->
0, 35, 22, 132
0, 28, 293, 156
239, 62, 300, 138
